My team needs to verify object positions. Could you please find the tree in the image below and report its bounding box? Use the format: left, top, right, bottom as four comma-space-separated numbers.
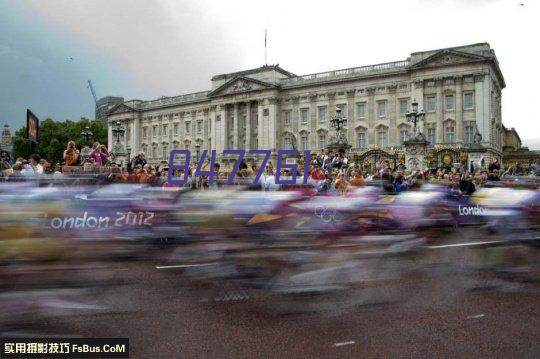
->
12, 118, 108, 165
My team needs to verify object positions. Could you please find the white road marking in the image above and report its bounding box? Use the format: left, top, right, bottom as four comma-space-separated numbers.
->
334, 341, 355, 347
155, 263, 216, 269
428, 241, 503, 249
466, 314, 485, 319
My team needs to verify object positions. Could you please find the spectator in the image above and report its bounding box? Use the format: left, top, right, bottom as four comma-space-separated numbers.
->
310, 164, 326, 181
89, 142, 101, 164
63, 141, 80, 166
99, 145, 112, 166
131, 151, 147, 169
29, 154, 43, 174
488, 158, 501, 172
0, 150, 13, 166
349, 170, 366, 187
487, 169, 500, 181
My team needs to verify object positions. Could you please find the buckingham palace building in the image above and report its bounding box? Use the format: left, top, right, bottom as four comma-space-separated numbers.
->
107, 42, 509, 168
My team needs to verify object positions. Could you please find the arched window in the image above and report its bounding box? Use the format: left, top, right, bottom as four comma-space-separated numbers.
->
301, 135, 309, 150
376, 126, 388, 146
445, 121, 455, 143
318, 134, 326, 149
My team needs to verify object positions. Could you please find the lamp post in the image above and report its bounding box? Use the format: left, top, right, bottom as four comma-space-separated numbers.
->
405, 99, 425, 138
80, 126, 93, 145
330, 107, 348, 133
194, 143, 201, 162
79, 125, 94, 161
111, 121, 125, 145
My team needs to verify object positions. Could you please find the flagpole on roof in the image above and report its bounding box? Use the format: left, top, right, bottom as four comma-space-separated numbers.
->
265, 29, 267, 66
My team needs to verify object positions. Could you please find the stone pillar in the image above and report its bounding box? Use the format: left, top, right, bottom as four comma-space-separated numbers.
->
436, 79, 444, 143
221, 105, 228, 151
107, 120, 113, 150
475, 74, 486, 146
245, 102, 251, 151
233, 103, 239, 149
366, 87, 376, 145
210, 108, 217, 151
404, 138, 430, 170
387, 85, 397, 145
268, 98, 277, 151
455, 76, 463, 144
309, 94, 317, 150
257, 101, 264, 149
346, 90, 356, 146
131, 116, 140, 155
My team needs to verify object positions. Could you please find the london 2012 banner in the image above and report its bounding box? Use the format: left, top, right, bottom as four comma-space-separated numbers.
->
26, 109, 39, 143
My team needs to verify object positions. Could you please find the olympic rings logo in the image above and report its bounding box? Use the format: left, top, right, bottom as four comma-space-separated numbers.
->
314, 206, 342, 223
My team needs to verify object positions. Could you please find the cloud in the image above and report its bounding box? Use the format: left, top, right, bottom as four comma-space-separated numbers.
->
26, 0, 248, 97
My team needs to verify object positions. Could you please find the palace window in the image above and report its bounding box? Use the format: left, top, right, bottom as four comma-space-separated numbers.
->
151, 146, 156, 158
185, 122, 191, 134
284, 135, 293, 150
428, 128, 436, 145
465, 125, 474, 144
318, 134, 326, 149
445, 94, 454, 111
162, 144, 168, 159
356, 103, 365, 118
300, 108, 309, 124
197, 121, 202, 133
399, 98, 409, 115
377, 128, 388, 146
377, 101, 387, 118
445, 124, 455, 143
163, 124, 168, 136
318, 106, 326, 122
301, 136, 308, 150
464, 93, 474, 110
158, 125, 161, 136
174, 123, 178, 135
426, 96, 436, 112
400, 130, 409, 144
284, 111, 291, 125
152, 126, 157, 137
142, 127, 147, 139
357, 132, 366, 148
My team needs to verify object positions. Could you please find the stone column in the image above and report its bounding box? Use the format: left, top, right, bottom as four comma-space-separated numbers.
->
455, 76, 463, 144
436, 79, 444, 143
233, 103, 239, 149
221, 105, 228, 151
366, 87, 376, 145
387, 85, 397, 145
268, 98, 277, 151
474, 74, 486, 146
257, 101, 264, 149
107, 120, 113, 150
131, 116, 140, 155
245, 102, 251, 151
210, 108, 216, 151
309, 94, 317, 150
346, 90, 356, 146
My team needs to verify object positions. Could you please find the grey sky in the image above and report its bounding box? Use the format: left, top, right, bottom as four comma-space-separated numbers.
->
1, 0, 539, 148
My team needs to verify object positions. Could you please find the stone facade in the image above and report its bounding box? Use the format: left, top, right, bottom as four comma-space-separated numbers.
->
107, 43, 507, 166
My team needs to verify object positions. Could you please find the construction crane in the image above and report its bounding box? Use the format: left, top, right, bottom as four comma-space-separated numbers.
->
87, 80, 98, 104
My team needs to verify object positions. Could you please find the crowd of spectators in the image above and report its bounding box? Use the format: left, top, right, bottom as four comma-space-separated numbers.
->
1, 141, 539, 194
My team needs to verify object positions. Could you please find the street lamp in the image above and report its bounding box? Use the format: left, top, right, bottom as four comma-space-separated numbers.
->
194, 142, 201, 162
80, 125, 93, 144
111, 121, 125, 145
330, 107, 347, 132
405, 99, 425, 136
